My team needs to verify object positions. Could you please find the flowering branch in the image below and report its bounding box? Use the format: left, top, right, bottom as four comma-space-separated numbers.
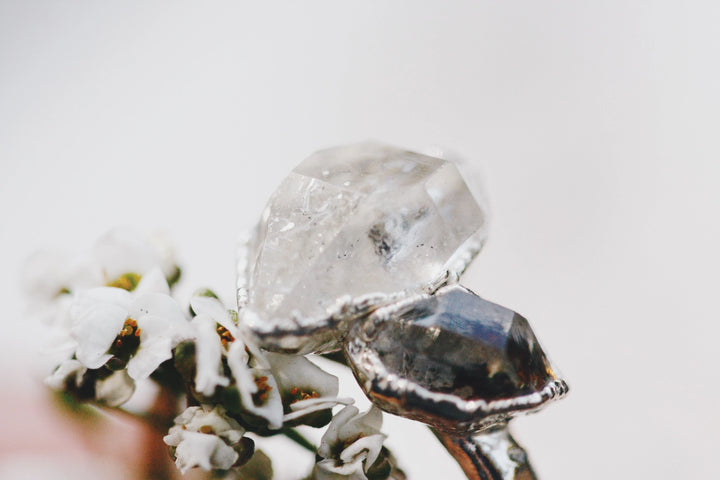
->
27, 143, 569, 480
28, 229, 401, 480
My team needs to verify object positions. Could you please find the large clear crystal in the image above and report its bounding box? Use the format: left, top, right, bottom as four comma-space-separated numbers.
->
239, 142, 488, 353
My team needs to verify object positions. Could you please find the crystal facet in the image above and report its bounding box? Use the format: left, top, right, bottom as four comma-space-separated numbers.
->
345, 285, 567, 434
239, 142, 488, 354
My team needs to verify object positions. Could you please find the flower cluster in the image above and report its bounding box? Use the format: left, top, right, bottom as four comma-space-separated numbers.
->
315, 406, 386, 480
28, 229, 399, 479
164, 405, 252, 473
26, 228, 186, 405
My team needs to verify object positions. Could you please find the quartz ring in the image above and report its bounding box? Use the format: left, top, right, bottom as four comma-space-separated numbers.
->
236, 142, 568, 479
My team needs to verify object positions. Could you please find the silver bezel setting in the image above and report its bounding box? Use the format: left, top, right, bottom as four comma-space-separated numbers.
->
344, 288, 569, 434
236, 227, 486, 354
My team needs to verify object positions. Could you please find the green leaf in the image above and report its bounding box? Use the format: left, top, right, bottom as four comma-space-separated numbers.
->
166, 265, 182, 288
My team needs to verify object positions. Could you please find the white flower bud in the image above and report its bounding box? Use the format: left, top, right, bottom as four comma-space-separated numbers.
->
164, 405, 249, 474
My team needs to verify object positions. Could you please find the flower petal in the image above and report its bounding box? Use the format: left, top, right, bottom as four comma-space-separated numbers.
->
283, 397, 353, 423
164, 424, 186, 447
193, 314, 230, 396
73, 285, 133, 310
227, 343, 283, 429
172, 431, 238, 473
133, 267, 170, 296
71, 288, 131, 369
317, 405, 385, 475
92, 228, 167, 280
22, 249, 73, 303
43, 322, 79, 364
127, 335, 172, 380
95, 369, 135, 407
45, 359, 86, 390
243, 369, 283, 430
315, 458, 368, 479
190, 296, 238, 337
226, 340, 253, 390
266, 352, 339, 398
338, 406, 383, 443
131, 292, 189, 337
179, 405, 244, 440
318, 406, 360, 458
163, 406, 245, 474
340, 434, 385, 471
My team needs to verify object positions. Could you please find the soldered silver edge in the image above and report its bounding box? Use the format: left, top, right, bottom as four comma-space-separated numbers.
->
345, 334, 568, 430
235, 228, 487, 354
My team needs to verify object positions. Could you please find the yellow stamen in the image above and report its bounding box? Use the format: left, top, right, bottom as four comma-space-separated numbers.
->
288, 387, 320, 403
107, 272, 142, 291
252, 376, 273, 405
106, 318, 142, 368
216, 324, 235, 349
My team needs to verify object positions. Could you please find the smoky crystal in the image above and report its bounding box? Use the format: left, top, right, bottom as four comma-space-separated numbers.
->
346, 285, 568, 433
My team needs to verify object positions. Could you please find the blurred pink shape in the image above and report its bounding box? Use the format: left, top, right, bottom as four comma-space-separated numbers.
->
0, 379, 144, 478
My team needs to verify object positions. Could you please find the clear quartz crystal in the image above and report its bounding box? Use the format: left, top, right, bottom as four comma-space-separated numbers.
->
240, 142, 488, 353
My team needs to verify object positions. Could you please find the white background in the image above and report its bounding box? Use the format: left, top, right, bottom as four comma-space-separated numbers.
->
1, 2, 719, 479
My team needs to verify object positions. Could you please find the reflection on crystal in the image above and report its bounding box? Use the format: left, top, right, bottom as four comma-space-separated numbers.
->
240, 142, 488, 353
346, 285, 567, 433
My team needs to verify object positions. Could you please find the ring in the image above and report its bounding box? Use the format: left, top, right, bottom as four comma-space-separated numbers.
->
237, 142, 569, 479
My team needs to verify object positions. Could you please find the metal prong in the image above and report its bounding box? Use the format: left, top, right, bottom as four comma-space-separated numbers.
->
433, 426, 537, 480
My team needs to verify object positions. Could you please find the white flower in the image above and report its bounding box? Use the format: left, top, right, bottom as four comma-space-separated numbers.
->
23, 249, 95, 311
163, 405, 248, 474
45, 359, 135, 407
223, 342, 350, 430
315, 406, 386, 480
179, 298, 291, 429
264, 352, 351, 423
94, 369, 136, 407
23, 250, 90, 363
45, 359, 86, 391
24, 228, 179, 309
226, 340, 284, 429
90, 228, 178, 284
25, 228, 181, 367
190, 295, 239, 397
70, 268, 191, 380
40, 303, 79, 367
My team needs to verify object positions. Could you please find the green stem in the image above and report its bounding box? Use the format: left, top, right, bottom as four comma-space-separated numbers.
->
282, 428, 317, 453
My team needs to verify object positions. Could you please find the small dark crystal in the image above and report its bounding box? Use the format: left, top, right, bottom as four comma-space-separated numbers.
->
372, 286, 553, 401
345, 285, 567, 433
